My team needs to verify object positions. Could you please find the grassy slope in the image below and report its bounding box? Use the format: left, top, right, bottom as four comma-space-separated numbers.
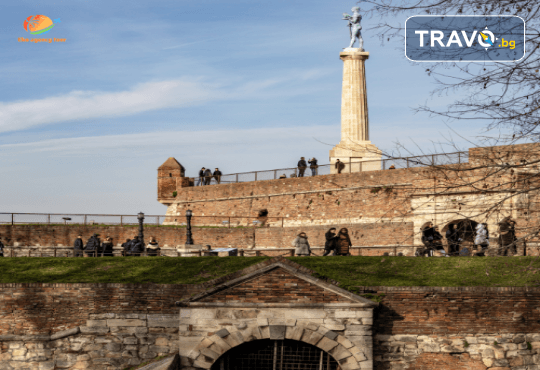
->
0, 257, 268, 284
1, 256, 540, 287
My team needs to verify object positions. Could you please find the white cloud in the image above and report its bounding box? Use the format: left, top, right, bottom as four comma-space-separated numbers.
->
0, 79, 222, 133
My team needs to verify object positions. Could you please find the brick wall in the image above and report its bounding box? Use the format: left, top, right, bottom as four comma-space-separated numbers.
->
0, 283, 203, 336
200, 267, 350, 303
0, 222, 414, 250
360, 286, 540, 335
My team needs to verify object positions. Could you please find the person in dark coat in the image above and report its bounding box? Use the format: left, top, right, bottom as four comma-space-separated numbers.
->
0, 237, 4, 257
335, 159, 345, 174
85, 234, 101, 257
74, 235, 84, 257
129, 236, 144, 256
213, 168, 222, 184
499, 217, 517, 256
336, 228, 352, 256
121, 239, 131, 256
101, 236, 114, 257
297, 157, 307, 177
203, 168, 213, 185
323, 228, 338, 256
446, 224, 460, 256
197, 167, 205, 186
308, 158, 318, 176
417, 223, 435, 257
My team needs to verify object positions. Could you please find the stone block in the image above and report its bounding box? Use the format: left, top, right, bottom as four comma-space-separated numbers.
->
285, 326, 304, 341
223, 331, 244, 348
215, 329, 230, 338
180, 309, 192, 318
257, 318, 269, 327
268, 319, 297, 326
330, 344, 353, 361
191, 309, 217, 320
350, 346, 367, 362
193, 359, 212, 369
87, 320, 107, 327
242, 326, 262, 342
200, 347, 220, 361
337, 335, 355, 349
334, 310, 357, 319
356, 310, 373, 318
105, 343, 122, 352
148, 319, 179, 328
123, 337, 138, 345
302, 330, 323, 346
269, 325, 287, 340
317, 337, 339, 352
107, 319, 146, 327
51, 327, 80, 340
209, 335, 232, 354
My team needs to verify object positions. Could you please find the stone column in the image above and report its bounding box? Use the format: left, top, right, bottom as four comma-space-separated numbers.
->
330, 48, 381, 173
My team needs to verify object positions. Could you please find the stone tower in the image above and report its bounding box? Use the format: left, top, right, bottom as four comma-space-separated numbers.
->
329, 48, 381, 173
157, 157, 187, 206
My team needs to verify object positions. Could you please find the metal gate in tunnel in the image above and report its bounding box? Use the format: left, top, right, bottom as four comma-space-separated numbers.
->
211, 339, 340, 370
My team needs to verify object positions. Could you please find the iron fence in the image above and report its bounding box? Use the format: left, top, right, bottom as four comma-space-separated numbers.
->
191, 151, 469, 185
0, 213, 287, 228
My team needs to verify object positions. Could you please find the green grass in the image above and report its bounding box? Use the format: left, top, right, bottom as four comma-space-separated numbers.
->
290, 256, 540, 291
0, 257, 268, 284
2, 256, 540, 288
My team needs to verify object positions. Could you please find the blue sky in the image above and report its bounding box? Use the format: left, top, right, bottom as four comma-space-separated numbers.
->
0, 0, 491, 215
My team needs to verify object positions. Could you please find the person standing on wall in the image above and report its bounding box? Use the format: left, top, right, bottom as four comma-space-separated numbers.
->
297, 157, 307, 177
446, 224, 460, 256
323, 228, 338, 256
499, 217, 517, 256
213, 168, 222, 184
474, 223, 489, 256
293, 232, 311, 256
203, 168, 213, 185
197, 167, 205, 186
73, 235, 84, 257
0, 237, 4, 257
308, 157, 319, 176
336, 228, 352, 256
335, 159, 345, 174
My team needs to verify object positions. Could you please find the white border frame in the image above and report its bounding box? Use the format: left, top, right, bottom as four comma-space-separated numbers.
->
404, 15, 526, 62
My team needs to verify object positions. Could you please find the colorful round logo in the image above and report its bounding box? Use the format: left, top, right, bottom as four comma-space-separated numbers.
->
23, 15, 55, 35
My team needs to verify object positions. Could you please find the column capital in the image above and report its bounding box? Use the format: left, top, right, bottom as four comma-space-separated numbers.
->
339, 49, 369, 61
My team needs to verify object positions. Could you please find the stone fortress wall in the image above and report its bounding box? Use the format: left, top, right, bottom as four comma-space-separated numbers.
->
2, 258, 540, 369
158, 143, 540, 251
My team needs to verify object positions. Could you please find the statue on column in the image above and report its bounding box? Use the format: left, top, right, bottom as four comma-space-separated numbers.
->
343, 7, 364, 50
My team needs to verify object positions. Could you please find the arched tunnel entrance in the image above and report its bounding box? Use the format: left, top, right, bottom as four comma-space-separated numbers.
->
211, 339, 340, 370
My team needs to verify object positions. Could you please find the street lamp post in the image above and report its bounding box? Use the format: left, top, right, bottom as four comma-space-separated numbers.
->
186, 210, 193, 245
137, 212, 145, 255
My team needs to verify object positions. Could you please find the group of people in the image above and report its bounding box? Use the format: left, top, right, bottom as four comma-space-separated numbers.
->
296, 157, 319, 177
73, 234, 161, 257
418, 217, 518, 257
197, 167, 222, 186
292, 228, 352, 256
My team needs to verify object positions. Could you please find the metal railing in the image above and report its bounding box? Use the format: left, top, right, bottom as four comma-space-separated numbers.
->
190, 151, 469, 185
0, 213, 287, 227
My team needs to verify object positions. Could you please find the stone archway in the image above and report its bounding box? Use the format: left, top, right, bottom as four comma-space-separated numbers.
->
442, 219, 479, 247
211, 339, 340, 370
188, 323, 369, 370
